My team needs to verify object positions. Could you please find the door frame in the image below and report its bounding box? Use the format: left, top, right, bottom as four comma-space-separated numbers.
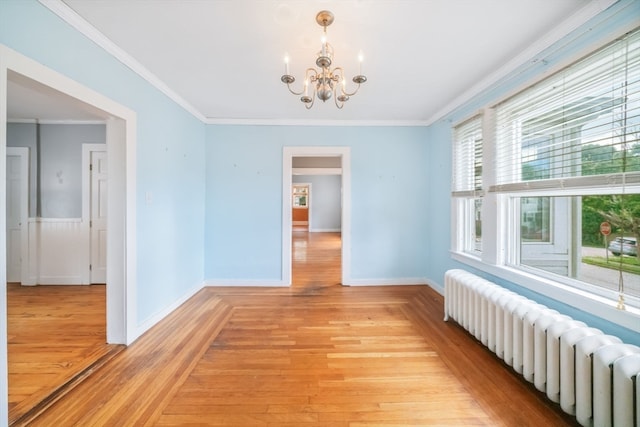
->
282, 146, 351, 285
82, 143, 107, 284
6, 147, 29, 284
292, 182, 311, 228
1, 46, 138, 347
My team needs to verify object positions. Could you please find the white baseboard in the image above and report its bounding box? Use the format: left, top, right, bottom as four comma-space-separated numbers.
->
35, 276, 84, 285
425, 278, 444, 295
309, 228, 341, 233
343, 277, 429, 286
134, 281, 204, 340
204, 279, 288, 287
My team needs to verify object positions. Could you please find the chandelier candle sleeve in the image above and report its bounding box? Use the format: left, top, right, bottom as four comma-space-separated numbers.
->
280, 10, 367, 109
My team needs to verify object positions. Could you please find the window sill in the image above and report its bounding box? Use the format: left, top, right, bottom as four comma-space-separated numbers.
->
451, 251, 640, 332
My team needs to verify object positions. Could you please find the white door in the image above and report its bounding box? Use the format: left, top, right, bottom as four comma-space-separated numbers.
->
6, 147, 29, 283
90, 150, 107, 283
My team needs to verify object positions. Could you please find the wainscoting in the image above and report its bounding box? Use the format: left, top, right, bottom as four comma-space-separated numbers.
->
25, 218, 88, 285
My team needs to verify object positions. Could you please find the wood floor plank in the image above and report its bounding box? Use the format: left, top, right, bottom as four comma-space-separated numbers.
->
22, 231, 579, 426
7, 283, 117, 424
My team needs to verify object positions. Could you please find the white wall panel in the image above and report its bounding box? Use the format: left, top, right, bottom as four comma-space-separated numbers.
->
27, 218, 87, 285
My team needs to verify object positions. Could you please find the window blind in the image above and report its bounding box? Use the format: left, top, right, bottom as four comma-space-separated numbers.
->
452, 115, 483, 197
491, 28, 640, 193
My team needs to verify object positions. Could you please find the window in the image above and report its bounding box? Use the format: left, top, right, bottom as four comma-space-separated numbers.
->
452, 115, 483, 254
292, 185, 309, 208
452, 27, 640, 313
492, 28, 640, 307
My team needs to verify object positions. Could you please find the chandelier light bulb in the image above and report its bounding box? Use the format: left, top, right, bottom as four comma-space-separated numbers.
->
280, 10, 367, 109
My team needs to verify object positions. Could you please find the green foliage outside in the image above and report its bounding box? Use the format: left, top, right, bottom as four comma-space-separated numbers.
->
580, 142, 640, 254
582, 255, 640, 275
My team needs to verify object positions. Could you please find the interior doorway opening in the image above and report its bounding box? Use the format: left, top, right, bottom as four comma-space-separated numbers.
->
2, 46, 137, 422
282, 147, 351, 287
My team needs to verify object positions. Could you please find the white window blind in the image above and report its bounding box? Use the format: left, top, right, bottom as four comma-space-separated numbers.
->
492, 29, 640, 193
452, 115, 483, 197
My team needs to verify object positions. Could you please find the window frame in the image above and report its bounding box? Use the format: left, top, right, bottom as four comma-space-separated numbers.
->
451, 114, 484, 257
450, 27, 640, 331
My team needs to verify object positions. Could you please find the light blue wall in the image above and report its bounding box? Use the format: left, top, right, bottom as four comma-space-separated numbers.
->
425, 0, 640, 344
7, 123, 37, 217
1, 0, 636, 345
205, 125, 429, 282
0, 0, 206, 323
8, 123, 106, 218
293, 175, 341, 232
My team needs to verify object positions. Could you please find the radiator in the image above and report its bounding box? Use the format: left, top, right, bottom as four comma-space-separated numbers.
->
444, 269, 640, 427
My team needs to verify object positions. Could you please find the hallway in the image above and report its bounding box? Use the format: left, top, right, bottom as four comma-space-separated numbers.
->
292, 230, 342, 289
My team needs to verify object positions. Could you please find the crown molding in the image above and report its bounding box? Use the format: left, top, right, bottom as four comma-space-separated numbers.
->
425, 0, 619, 125
204, 117, 429, 127
38, 0, 207, 123
8, 118, 106, 125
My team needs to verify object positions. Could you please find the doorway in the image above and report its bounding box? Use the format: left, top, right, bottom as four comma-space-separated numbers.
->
282, 147, 351, 286
1, 45, 137, 420
292, 183, 310, 231
5, 147, 28, 284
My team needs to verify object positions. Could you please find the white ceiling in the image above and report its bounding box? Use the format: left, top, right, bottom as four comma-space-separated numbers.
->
9, 0, 600, 124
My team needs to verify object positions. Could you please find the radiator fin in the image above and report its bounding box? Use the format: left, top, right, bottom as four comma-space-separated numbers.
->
443, 269, 639, 427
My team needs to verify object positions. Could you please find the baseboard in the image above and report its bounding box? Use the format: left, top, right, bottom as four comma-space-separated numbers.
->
309, 228, 341, 233
343, 277, 429, 286
33, 276, 84, 285
425, 278, 444, 295
204, 279, 288, 287
134, 281, 204, 340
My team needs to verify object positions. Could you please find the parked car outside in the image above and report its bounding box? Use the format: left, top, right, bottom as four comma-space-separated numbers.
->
608, 237, 638, 257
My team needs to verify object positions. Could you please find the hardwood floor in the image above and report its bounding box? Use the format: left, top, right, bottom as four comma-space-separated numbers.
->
7, 283, 121, 425
17, 231, 577, 426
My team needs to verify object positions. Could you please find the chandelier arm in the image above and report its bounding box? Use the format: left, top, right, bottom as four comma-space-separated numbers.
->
331, 66, 362, 97
342, 82, 361, 97
286, 83, 305, 96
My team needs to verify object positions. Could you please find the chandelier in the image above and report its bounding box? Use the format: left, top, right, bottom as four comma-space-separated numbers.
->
280, 10, 367, 109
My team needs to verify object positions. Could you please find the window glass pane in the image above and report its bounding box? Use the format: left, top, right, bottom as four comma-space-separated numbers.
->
514, 194, 640, 306
452, 116, 483, 194
520, 197, 551, 242
473, 198, 482, 252
495, 29, 640, 188
463, 198, 482, 253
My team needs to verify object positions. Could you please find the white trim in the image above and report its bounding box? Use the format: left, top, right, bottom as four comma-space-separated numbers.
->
283, 146, 351, 286
426, 0, 620, 125
0, 57, 7, 425
206, 118, 429, 127
38, 0, 206, 123
0, 44, 137, 348
8, 119, 106, 125
344, 277, 429, 286
293, 168, 342, 176
134, 281, 204, 338
309, 228, 342, 233
451, 251, 640, 332
32, 217, 82, 223
82, 143, 106, 285
204, 279, 287, 287
6, 147, 29, 285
